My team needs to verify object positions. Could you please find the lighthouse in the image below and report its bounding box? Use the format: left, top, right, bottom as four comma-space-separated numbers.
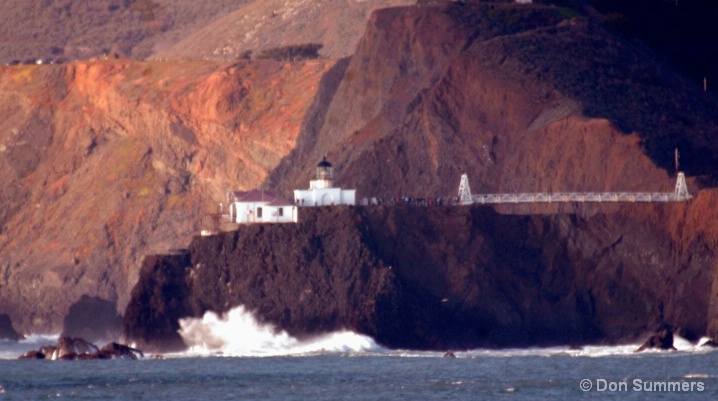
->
294, 157, 356, 207
311, 157, 334, 189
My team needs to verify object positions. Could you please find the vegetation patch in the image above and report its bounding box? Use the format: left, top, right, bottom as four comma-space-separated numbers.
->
257, 44, 323, 61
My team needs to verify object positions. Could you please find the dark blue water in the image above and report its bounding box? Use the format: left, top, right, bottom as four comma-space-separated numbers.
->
1, 351, 717, 400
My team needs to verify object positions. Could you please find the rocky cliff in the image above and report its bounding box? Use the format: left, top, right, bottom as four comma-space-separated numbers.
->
2, 1, 718, 343
269, 2, 718, 198
125, 193, 718, 352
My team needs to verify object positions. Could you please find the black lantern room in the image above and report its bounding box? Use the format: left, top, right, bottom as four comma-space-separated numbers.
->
316, 157, 333, 181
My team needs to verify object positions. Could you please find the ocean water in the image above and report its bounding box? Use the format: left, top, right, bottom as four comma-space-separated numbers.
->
1, 307, 717, 400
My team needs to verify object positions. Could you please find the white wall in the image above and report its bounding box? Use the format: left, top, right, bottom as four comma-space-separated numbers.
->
231, 202, 297, 223
294, 187, 355, 206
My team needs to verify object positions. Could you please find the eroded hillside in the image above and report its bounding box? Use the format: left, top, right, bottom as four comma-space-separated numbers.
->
0, 0, 416, 62
0, 58, 334, 333
269, 2, 718, 198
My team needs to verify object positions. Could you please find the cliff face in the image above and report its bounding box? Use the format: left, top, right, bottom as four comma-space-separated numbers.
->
3, 1, 718, 341
124, 192, 718, 352
0, 58, 333, 333
270, 3, 718, 197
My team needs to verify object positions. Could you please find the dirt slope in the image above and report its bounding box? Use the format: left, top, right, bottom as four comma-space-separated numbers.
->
0, 0, 415, 62
153, 0, 417, 60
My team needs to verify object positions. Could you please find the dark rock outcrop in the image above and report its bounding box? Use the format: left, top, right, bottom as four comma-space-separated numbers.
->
52, 337, 99, 360
97, 342, 144, 360
19, 350, 45, 359
39, 345, 56, 357
634, 328, 677, 352
124, 200, 718, 352
19, 337, 143, 360
122, 252, 192, 353
0, 314, 21, 341
62, 295, 123, 343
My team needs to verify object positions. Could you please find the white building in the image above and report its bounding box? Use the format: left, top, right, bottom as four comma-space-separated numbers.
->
227, 190, 297, 224
294, 158, 356, 207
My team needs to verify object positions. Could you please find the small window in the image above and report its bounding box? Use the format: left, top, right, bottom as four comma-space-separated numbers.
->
278, 208, 283, 217
257, 207, 263, 218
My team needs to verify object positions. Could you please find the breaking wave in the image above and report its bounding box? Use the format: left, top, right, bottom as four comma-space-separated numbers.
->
176, 307, 718, 359
177, 306, 384, 357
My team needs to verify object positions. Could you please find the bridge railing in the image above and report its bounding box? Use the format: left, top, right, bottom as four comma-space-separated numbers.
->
471, 192, 688, 204
459, 172, 692, 205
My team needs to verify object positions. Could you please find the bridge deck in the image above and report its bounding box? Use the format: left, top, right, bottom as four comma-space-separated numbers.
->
458, 172, 692, 205
470, 192, 690, 204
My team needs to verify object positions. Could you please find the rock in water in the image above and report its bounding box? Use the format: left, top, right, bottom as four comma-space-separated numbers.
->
19, 338, 145, 360
18, 350, 45, 359
97, 342, 144, 360
51, 337, 99, 360
635, 328, 677, 352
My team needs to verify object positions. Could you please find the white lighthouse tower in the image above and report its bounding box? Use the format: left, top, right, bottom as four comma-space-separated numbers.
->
294, 157, 356, 206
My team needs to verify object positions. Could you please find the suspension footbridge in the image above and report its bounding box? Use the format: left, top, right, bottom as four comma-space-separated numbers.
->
458, 172, 692, 205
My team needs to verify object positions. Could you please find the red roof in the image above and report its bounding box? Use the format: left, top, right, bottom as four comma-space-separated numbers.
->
230, 191, 247, 201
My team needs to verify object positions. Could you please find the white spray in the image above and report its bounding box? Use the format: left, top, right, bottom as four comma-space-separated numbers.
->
178, 306, 383, 357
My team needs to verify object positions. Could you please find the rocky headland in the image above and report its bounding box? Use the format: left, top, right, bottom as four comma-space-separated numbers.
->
1, 1, 718, 351
125, 194, 718, 352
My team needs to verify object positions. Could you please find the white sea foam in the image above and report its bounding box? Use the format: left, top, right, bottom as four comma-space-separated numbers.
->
176, 307, 718, 359
177, 306, 384, 357
0, 333, 59, 360
449, 334, 718, 359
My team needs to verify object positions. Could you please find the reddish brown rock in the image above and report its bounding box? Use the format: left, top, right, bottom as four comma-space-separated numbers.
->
0, 58, 333, 334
